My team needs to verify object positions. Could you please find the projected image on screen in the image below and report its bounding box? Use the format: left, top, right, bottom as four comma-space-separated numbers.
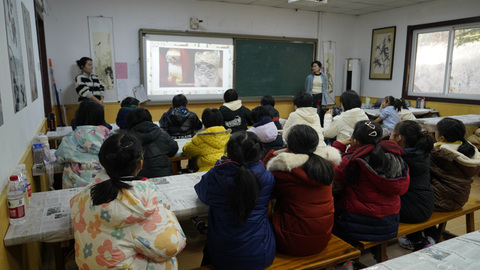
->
160, 48, 223, 87
145, 37, 233, 98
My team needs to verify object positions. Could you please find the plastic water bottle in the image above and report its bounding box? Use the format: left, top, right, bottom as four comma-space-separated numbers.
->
7, 175, 26, 226
32, 140, 43, 166
16, 164, 31, 205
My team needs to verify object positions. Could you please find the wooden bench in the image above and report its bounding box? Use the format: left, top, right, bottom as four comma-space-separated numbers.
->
354, 196, 480, 262
191, 235, 360, 270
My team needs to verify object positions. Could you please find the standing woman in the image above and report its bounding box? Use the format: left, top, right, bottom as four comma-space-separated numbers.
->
305, 60, 327, 111
75, 57, 104, 106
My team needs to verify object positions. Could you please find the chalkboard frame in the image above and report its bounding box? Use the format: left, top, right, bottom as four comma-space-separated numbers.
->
139, 29, 317, 105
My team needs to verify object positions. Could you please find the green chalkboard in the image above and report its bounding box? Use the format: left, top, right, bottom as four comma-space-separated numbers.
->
234, 39, 316, 98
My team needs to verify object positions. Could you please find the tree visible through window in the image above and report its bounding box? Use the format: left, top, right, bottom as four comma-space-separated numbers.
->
403, 17, 480, 104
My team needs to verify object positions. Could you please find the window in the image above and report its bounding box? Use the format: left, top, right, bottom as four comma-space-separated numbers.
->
403, 17, 480, 104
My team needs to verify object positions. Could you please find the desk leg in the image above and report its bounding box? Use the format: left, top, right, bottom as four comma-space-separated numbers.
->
466, 213, 475, 233
437, 222, 447, 242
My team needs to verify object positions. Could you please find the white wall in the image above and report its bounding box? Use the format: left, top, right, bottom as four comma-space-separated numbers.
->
354, 0, 480, 99
0, 0, 45, 191
44, 0, 321, 104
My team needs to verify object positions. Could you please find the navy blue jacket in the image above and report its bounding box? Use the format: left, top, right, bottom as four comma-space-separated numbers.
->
195, 160, 276, 270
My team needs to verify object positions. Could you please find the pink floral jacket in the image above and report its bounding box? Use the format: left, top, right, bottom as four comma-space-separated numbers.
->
70, 179, 186, 269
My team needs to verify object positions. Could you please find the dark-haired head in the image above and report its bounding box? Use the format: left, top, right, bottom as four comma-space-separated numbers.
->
340, 90, 362, 111
352, 120, 383, 145
294, 92, 313, 108
172, 94, 188, 107
287, 125, 334, 185
392, 120, 433, 153
311, 60, 322, 68
251, 106, 270, 124
121, 97, 139, 108
383, 96, 395, 106
75, 99, 105, 127
223, 89, 238, 103
260, 95, 275, 107
287, 125, 318, 155
436, 117, 475, 158
393, 98, 408, 112
349, 120, 385, 184
202, 108, 223, 128
76, 57, 92, 69
91, 131, 143, 205
127, 107, 152, 130
226, 131, 263, 224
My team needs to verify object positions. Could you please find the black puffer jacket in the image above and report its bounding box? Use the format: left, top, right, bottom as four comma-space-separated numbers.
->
399, 148, 435, 223
159, 107, 203, 139
130, 121, 179, 178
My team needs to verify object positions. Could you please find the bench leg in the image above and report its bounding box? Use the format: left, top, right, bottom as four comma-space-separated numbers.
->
466, 213, 475, 233
375, 243, 388, 263
437, 222, 447, 242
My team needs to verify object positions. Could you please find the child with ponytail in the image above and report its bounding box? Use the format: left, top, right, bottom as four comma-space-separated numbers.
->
374, 95, 400, 134
195, 131, 276, 270
70, 132, 186, 269
264, 124, 341, 256
332, 120, 410, 243
430, 118, 480, 212
390, 120, 435, 251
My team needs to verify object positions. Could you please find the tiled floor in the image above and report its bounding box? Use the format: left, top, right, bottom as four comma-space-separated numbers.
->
42, 175, 480, 270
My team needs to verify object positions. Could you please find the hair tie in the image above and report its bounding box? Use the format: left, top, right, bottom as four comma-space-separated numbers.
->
368, 131, 377, 137
364, 121, 376, 130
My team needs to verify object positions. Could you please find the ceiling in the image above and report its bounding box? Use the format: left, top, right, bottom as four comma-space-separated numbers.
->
197, 0, 439, 16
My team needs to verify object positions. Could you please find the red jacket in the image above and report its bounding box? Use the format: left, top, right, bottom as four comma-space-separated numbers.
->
264, 146, 341, 256
333, 140, 410, 218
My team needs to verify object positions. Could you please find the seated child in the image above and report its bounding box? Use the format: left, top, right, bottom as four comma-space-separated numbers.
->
332, 120, 410, 242
261, 95, 282, 130
390, 121, 435, 251
55, 99, 110, 188
282, 92, 326, 147
70, 132, 186, 269
219, 89, 252, 133
116, 97, 139, 130
247, 106, 284, 156
323, 90, 369, 142
127, 108, 178, 178
430, 117, 480, 212
183, 108, 231, 172
159, 94, 203, 139
195, 131, 276, 270
374, 96, 400, 135
395, 98, 416, 121
264, 124, 341, 256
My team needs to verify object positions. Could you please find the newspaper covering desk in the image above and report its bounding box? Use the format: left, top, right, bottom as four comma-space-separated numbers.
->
363, 107, 436, 118
3, 172, 207, 247
365, 231, 480, 270
416, 114, 480, 133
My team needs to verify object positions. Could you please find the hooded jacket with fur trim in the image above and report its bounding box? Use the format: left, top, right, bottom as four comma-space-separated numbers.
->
264, 146, 341, 256
430, 143, 480, 212
332, 140, 410, 242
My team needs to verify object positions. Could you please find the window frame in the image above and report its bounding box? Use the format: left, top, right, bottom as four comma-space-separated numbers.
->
402, 16, 480, 105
